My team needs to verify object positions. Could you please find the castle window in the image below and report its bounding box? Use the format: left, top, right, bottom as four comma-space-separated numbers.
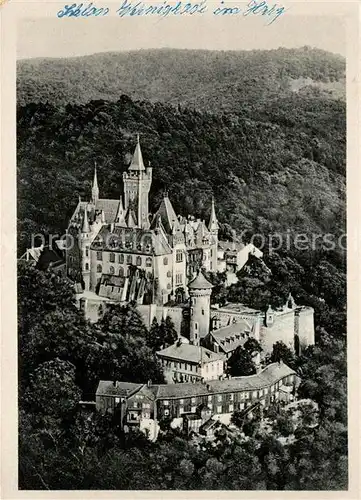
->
176, 250, 183, 263
217, 405, 222, 413
202, 309, 205, 315
85, 247, 89, 257
109, 266, 115, 275
163, 257, 168, 265
146, 257, 152, 268
167, 283, 171, 290
109, 253, 115, 263
97, 251, 102, 261
119, 254, 124, 264
127, 255, 132, 265
85, 263, 89, 271
97, 264, 102, 273
194, 322, 198, 331
136, 256, 142, 266
119, 267, 124, 277
167, 271, 172, 277
176, 273, 183, 285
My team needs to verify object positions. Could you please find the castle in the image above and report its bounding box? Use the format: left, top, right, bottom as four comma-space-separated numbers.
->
66, 136, 314, 381
66, 136, 263, 306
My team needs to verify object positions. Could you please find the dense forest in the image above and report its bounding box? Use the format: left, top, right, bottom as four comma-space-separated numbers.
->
17, 47, 347, 490
17, 47, 345, 109
19, 264, 347, 490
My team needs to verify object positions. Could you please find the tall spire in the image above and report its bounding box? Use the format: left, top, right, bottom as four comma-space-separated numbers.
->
92, 163, 99, 204
129, 134, 145, 171
82, 206, 90, 233
208, 196, 219, 233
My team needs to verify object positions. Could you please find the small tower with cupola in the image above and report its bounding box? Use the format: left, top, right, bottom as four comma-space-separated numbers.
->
188, 270, 213, 346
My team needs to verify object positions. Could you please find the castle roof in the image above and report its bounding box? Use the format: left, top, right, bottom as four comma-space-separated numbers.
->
129, 135, 145, 171
151, 362, 295, 400
188, 270, 213, 290
157, 342, 224, 364
95, 199, 121, 223
209, 321, 253, 354
152, 195, 178, 234
90, 225, 172, 256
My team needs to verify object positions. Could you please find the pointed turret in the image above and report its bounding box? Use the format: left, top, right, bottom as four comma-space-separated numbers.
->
129, 134, 145, 171
208, 197, 219, 233
82, 207, 90, 233
115, 196, 126, 226
92, 163, 99, 204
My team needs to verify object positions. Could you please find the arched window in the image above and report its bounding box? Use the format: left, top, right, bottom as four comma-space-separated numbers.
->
119, 267, 124, 277
146, 257, 152, 268
109, 253, 115, 263
119, 254, 124, 264
163, 257, 168, 265
127, 255, 132, 265
97, 251, 102, 261
109, 266, 115, 275
97, 264, 102, 273
136, 256, 142, 266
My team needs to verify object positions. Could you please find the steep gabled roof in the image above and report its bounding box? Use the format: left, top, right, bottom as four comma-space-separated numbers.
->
152, 195, 178, 234
95, 199, 120, 223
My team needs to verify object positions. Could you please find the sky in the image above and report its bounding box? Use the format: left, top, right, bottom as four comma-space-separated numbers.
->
17, 13, 346, 60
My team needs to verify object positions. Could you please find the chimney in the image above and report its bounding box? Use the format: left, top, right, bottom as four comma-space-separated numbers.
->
113, 380, 117, 387
147, 379, 152, 388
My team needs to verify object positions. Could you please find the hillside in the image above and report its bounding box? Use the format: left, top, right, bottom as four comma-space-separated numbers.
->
17, 47, 345, 111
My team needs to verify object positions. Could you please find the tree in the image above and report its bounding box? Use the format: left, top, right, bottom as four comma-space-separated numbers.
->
227, 338, 262, 377
23, 358, 81, 419
269, 341, 296, 369
146, 316, 178, 353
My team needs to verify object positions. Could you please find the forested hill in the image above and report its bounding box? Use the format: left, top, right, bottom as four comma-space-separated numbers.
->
17, 92, 345, 256
17, 47, 345, 110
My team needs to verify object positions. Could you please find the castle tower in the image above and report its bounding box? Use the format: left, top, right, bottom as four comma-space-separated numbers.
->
123, 135, 152, 229
208, 197, 219, 272
80, 206, 91, 291
91, 164, 99, 204
188, 270, 213, 346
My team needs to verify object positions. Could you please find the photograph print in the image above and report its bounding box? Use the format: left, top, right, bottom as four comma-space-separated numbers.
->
16, 4, 349, 491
